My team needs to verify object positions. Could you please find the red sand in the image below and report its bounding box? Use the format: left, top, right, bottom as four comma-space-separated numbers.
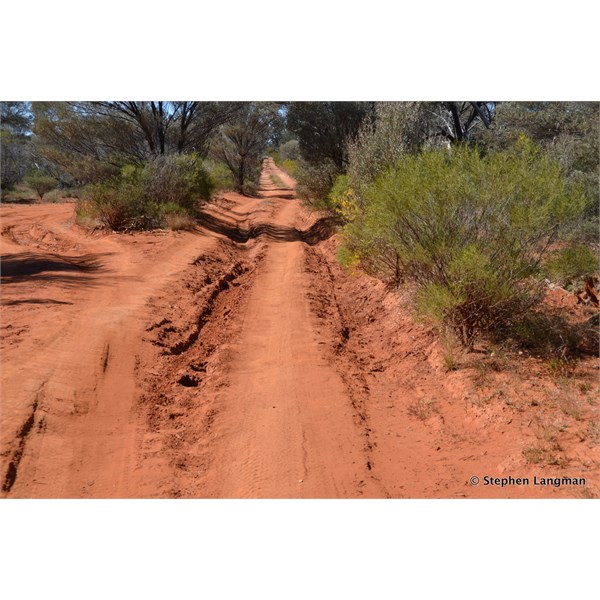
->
1, 160, 598, 498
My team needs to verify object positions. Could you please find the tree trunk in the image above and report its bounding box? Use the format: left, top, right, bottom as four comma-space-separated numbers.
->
238, 159, 245, 191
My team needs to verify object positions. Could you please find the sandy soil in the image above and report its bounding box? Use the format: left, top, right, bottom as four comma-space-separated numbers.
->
1, 159, 598, 498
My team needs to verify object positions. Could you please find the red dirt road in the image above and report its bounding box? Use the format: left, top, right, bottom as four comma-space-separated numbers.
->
193, 170, 383, 498
1, 160, 598, 498
1, 201, 219, 497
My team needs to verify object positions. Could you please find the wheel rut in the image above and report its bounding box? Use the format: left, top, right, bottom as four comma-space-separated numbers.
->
137, 160, 382, 498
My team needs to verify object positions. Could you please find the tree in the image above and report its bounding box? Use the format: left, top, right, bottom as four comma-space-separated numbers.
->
95, 101, 243, 156
210, 103, 282, 193
479, 102, 598, 175
24, 173, 57, 200
432, 102, 494, 143
32, 102, 243, 185
1, 102, 33, 189
347, 102, 437, 199
286, 102, 374, 169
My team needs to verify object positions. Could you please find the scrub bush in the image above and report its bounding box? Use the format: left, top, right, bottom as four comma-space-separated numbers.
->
340, 138, 587, 347
79, 154, 213, 231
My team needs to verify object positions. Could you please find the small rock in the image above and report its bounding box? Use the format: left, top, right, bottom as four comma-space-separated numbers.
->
298, 479, 303, 483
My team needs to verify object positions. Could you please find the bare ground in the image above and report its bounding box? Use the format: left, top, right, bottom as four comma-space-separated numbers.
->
1, 160, 598, 498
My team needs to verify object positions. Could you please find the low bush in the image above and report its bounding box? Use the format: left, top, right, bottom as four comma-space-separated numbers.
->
340, 138, 588, 348
240, 180, 260, 197
295, 159, 339, 208
542, 245, 598, 289
347, 102, 436, 201
79, 154, 213, 231
143, 154, 213, 209
161, 203, 197, 231
328, 174, 359, 221
497, 311, 599, 359
81, 175, 157, 230
204, 160, 234, 192
281, 159, 299, 177
23, 173, 58, 200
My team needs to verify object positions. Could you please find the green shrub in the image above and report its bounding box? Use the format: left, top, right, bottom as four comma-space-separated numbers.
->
281, 159, 299, 177
204, 160, 234, 192
270, 173, 285, 187
240, 180, 260, 197
499, 311, 598, 358
278, 139, 300, 161
82, 175, 159, 230
143, 154, 213, 209
23, 173, 58, 200
79, 154, 213, 231
44, 189, 65, 203
340, 138, 587, 347
268, 149, 281, 164
295, 159, 339, 208
346, 102, 440, 205
543, 246, 598, 288
328, 174, 361, 222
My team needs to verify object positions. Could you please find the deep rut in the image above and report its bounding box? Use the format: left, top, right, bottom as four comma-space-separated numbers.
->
137, 160, 384, 498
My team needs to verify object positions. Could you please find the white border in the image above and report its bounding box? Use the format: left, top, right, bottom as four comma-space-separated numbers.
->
1, 2, 598, 597
1, 1, 598, 100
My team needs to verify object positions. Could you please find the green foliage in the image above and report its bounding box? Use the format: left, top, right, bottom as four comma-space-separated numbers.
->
286, 102, 374, 169
270, 173, 285, 187
81, 175, 156, 230
143, 153, 213, 208
210, 103, 282, 193
295, 159, 339, 207
547, 356, 579, 378
204, 160, 234, 191
340, 140, 587, 347
270, 140, 300, 177
278, 139, 300, 161
281, 159, 299, 177
328, 174, 360, 222
23, 173, 58, 200
79, 154, 213, 231
480, 102, 599, 241
502, 311, 597, 359
268, 149, 281, 164
336, 243, 360, 271
543, 246, 599, 287
346, 102, 439, 201
32, 101, 242, 185
1, 102, 34, 189
160, 203, 197, 231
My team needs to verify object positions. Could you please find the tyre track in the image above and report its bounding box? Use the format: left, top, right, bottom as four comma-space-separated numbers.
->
143, 161, 385, 498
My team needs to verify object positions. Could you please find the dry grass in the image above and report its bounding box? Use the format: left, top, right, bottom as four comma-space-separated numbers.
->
559, 396, 584, 420
408, 397, 438, 420
585, 421, 600, 445
164, 212, 197, 231
547, 356, 580, 378
522, 444, 567, 467
441, 330, 460, 371
524, 416, 569, 466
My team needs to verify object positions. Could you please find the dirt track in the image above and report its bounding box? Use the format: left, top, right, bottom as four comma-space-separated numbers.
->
1, 160, 598, 498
